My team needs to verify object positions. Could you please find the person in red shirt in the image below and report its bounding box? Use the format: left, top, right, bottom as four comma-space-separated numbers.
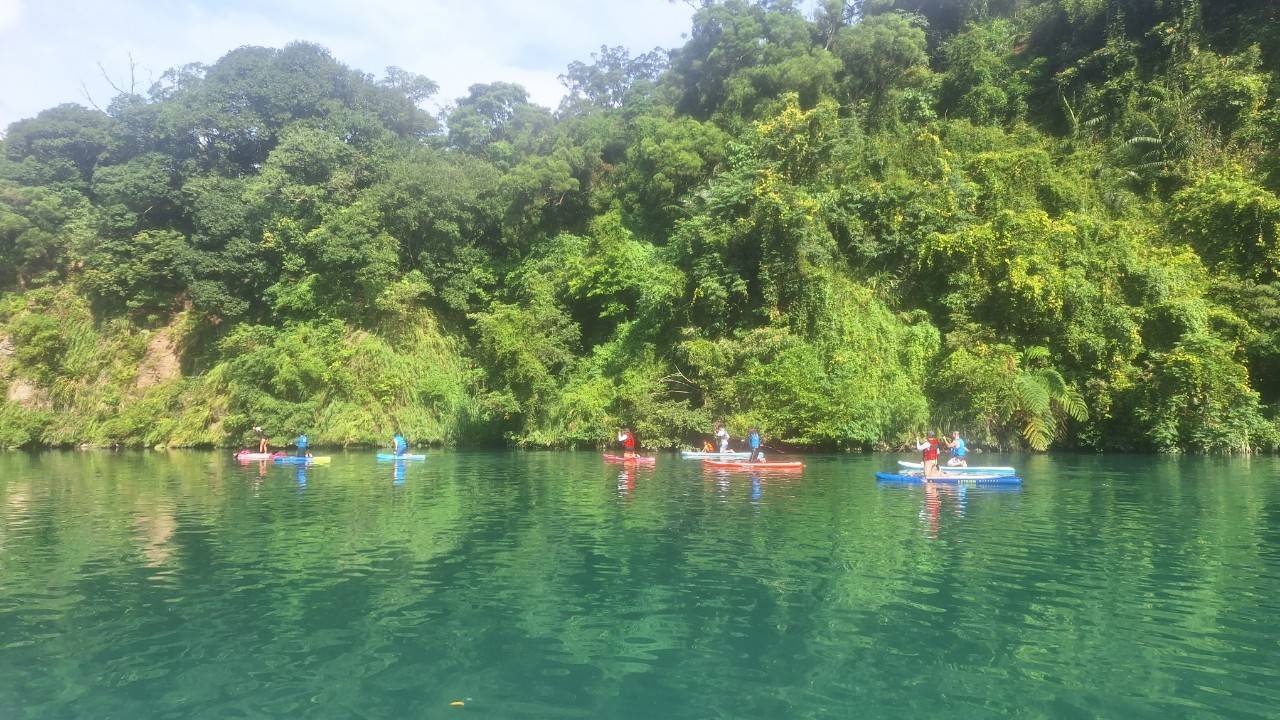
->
915, 431, 942, 478
617, 428, 637, 459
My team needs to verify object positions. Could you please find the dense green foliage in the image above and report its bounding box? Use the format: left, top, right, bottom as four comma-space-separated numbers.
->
2, 0, 1279, 452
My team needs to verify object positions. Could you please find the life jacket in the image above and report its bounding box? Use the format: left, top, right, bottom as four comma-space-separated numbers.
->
922, 438, 939, 461
297, 435, 308, 450
622, 432, 635, 450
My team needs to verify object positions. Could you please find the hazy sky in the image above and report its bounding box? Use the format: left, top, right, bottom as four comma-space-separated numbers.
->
0, 0, 697, 130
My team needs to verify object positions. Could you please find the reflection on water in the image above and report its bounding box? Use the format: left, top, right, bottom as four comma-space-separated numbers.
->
0, 450, 1277, 719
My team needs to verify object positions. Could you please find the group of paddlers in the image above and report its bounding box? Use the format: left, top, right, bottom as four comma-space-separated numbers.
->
915, 430, 968, 477
623, 422, 767, 461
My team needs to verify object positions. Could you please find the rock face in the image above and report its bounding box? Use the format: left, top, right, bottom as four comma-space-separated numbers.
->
136, 332, 182, 390
6, 378, 49, 409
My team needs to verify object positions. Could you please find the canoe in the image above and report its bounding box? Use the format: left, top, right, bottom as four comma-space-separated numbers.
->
603, 454, 656, 466
876, 471, 1022, 485
235, 451, 283, 461
680, 450, 752, 459
377, 453, 426, 461
703, 460, 804, 470
274, 456, 331, 465
898, 460, 1016, 475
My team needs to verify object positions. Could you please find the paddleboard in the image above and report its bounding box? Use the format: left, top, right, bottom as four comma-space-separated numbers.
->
898, 461, 1016, 475
876, 471, 1022, 485
274, 456, 331, 465
377, 453, 426, 461
603, 454, 656, 466
703, 460, 803, 470
680, 451, 752, 459
235, 451, 282, 461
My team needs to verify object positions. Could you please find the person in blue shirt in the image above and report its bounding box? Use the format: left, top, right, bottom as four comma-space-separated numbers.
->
294, 433, 311, 458
945, 431, 968, 467
747, 427, 762, 462
392, 431, 408, 457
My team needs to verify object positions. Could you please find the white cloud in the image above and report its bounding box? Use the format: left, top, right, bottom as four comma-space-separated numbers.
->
0, 0, 695, 129
0, 0, 20, 32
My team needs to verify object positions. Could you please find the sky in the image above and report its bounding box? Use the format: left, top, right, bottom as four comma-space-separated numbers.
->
0, 0, 698, 130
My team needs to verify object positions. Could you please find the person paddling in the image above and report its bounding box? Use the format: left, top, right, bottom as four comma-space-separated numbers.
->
747, 427, 762, 462
945, 431, 968, 468
714, 422, 730, 453
294, 433, 311, 458
391, 431, 408, 457
617, 428, 637, 459
916, 431, 942, 477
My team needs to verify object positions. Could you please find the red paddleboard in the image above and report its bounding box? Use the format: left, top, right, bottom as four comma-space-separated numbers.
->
235, 451, 285, 461
603, 454, 656, 466
703, 460, 803, 470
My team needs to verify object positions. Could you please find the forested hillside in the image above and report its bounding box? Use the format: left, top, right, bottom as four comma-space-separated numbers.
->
2, 0, 1278, 452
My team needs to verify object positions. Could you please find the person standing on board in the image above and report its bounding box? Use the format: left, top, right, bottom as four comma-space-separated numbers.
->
617, 428, 637, 459
391, 431, 408, 457
945, 431, 968, 467
747, 427, 762, 462
254, 426, 269, 454
916, 431, 942, 477
715, 422, 730, 453
294, 433, 311, 458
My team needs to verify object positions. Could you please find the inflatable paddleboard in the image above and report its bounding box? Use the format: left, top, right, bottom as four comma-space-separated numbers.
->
274, 456, 331, 465
703, 460, 803, 470
603, 454, 656, 466
235, 451, 283, 461
876, 471, 1022, 485
898, 460, 1016, 475
680, 450, 752, 459
377, 453, 426, 461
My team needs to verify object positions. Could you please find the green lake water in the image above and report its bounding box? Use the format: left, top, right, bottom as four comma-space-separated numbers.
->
0, 451, 1277, 719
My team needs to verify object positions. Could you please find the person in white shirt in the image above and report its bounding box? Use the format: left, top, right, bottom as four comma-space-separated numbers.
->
714, 422, 730, 453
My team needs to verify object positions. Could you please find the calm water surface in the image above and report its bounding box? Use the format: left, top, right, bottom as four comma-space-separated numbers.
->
0, 451, 1277, 718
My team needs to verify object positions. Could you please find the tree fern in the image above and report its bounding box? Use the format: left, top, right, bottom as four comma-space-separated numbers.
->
1006, 347, 1089, 451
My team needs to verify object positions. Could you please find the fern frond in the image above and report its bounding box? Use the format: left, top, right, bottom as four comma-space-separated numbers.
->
1022, 414, 1052, 451
1032, 368, 1068, 397
1016, 374, 1052, 417
1122, 136, 1161, 148
1021, 345, 1051, 365
1058, 387, 1089, 421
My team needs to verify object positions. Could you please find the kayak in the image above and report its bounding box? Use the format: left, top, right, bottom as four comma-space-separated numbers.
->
274, 456, 331, 465
680, 451, 752, 459
876, 471, 1022, 485
377, 453, 426, 461
603, 454, 656, 466
898, 460, 1016, 475
703, 460, 804, 470
235, 451, 283, 461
